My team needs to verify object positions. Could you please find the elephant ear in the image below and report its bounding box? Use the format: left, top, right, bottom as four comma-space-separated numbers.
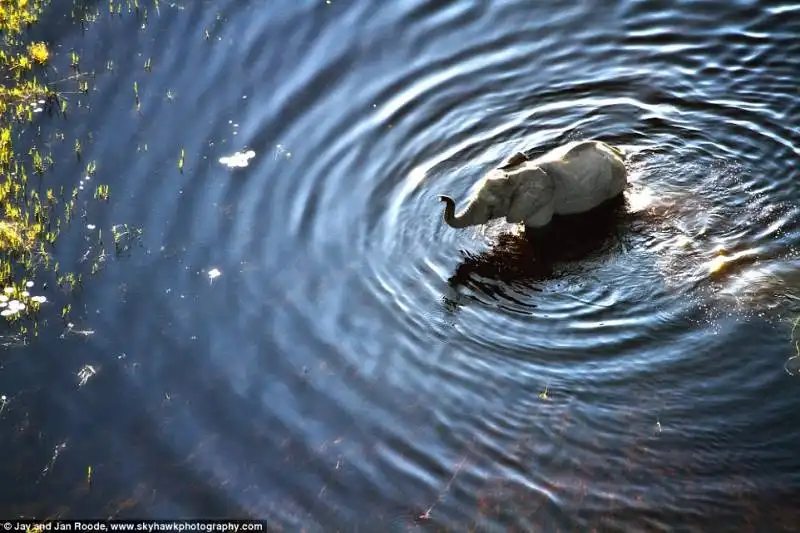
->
505, 167, 556, 226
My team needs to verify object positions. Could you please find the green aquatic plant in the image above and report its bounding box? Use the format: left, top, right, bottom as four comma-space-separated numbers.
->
94, 183, 110, 201
538, 385, 550, 401
0, 0, 147, 331
0, 0, 56, 296
28, 41, 48, 64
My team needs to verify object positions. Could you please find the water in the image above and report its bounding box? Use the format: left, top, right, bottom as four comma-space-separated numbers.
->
2, 1, 799, 530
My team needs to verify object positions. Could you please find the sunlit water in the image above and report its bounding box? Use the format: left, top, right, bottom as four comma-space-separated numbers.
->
2, 1, 799, 531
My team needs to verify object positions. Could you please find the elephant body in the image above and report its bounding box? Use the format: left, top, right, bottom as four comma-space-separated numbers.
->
439, 140, 627, 229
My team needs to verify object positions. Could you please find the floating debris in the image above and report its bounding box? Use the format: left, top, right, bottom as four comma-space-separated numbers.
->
208, 268, 221, 281
274, 144, 292, 160
77, 365, 98, 387
219, 150, 255, 168
41, 441, 68, 479
61, 323, 95, 338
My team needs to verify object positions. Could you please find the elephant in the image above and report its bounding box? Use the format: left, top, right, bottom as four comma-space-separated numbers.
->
438, 140, 628, 230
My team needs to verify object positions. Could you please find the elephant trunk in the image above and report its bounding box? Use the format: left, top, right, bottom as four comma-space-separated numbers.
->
438, 195, 480, 228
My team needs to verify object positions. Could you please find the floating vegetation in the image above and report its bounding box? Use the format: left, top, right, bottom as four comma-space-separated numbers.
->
0, 280, 47, 319
219, 149, 255, 168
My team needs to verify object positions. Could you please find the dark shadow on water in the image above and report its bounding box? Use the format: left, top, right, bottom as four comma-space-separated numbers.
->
443, 194, 640, 310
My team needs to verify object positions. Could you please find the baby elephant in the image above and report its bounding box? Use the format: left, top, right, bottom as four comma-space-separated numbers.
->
438, 140, 627, 229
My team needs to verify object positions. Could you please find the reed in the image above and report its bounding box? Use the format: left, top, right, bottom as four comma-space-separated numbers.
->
0, 0, 143, 329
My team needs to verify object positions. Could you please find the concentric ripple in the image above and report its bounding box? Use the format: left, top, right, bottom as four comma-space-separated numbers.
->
7, 0, 799, 530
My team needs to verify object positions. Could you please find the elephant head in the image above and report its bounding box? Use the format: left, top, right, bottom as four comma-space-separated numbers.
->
438, 167, 555, 229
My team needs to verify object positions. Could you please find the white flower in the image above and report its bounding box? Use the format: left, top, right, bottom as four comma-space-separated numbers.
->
21, 291, 29, 297
208, 268, 221, 280
0, 295, 7, 303
31, 296, 47, 303
25, 281, 34, 288
3, 287, 13, 294
0, 302, 6, 308
1, 309, 17, 316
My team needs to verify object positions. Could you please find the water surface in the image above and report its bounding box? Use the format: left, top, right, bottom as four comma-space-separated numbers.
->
2, 1, 799, 531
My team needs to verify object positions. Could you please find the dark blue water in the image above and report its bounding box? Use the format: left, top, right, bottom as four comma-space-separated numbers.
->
2, 1, 799, 531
